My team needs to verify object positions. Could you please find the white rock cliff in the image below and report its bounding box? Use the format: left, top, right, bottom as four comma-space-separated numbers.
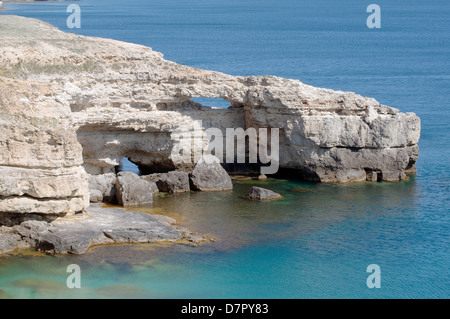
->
0, 16, 420, 220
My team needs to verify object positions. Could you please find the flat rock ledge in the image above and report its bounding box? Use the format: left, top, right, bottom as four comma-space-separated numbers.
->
0, 204, 205, 255
245, 187, 283, 200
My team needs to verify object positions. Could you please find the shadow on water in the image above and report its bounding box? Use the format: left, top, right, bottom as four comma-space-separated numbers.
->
135, 177, 420, 250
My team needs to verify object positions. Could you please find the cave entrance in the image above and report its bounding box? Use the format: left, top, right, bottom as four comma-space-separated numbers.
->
191, 97, 231, 109
117, 157, 141, 176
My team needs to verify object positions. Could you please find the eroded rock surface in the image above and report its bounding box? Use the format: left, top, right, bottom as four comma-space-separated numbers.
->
142, 171, 190, 193
0, 204, 205, 255
88, 173, 117, 203
115, 172, 153, 206
0, 16, 420, 238
245, 187, 283, 201
190, 155, 233, 191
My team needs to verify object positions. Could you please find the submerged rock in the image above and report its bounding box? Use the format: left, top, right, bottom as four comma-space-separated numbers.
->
94, 285, 148, 298
189, 155, 233, 192
115, 172, 153, 206
245, 186, 283, 200
11, 278, 68, 296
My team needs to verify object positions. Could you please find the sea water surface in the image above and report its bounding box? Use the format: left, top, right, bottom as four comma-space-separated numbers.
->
0, 0, 449, 298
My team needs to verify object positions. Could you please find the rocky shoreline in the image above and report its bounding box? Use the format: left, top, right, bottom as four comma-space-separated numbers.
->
0, 203, 206, 255
0, 15, 420, 256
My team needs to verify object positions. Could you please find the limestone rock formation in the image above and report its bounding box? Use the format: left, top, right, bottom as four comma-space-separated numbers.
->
0, 78, 89, 220
142, 171, 190, 193
0, 16, 420, 232
190, 155, 233, 192
88, 173, 117, 203
245, 187, 283, 201
0, 204, 204, 255
115, 172, 153, 206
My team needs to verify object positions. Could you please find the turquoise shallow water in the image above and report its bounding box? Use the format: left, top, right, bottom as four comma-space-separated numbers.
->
0, 179, 448, 298
1, 0, 449, 298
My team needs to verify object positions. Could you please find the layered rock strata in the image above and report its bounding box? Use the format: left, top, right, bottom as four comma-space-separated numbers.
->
0, 16, 420, 246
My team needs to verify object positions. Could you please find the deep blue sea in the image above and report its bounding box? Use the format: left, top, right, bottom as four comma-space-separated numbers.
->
0, 0, 449, 299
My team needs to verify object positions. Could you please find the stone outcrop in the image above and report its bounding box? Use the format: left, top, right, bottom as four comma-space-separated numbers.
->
0, 16, 420, 233
190, 155, 233, 192
142, 171, 190, 193
115, 172, 153, 206
0, 79, 89, 221
0, 204, 205, 255
245, 187, 283, 201
88, 173, 117, 203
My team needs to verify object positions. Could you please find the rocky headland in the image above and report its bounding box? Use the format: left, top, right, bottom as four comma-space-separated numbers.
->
0, 16, 420, 255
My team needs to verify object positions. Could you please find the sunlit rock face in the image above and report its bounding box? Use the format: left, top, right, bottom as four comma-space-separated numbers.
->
0, 15, 420, 217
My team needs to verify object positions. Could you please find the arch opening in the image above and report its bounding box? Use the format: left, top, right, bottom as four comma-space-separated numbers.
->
117, 157, 141, 175
190, 97, 231, 109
